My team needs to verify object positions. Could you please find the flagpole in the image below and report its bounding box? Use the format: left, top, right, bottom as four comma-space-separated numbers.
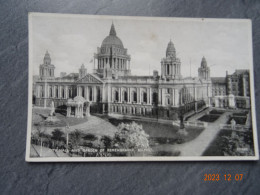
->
190, 58, 191, 77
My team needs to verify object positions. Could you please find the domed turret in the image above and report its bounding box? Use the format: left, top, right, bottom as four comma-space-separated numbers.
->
201, 56, 207, 68
39, 50, 55, 79
198, 56, 210, 80
166, 40, 176, 58
161, 40, 181, 79
43, 50, 51, 65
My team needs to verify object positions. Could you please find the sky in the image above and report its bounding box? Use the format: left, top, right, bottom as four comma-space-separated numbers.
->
30, 13, 253, 77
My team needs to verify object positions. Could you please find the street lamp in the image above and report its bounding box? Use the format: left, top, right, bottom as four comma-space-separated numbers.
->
65, 122, 70, 153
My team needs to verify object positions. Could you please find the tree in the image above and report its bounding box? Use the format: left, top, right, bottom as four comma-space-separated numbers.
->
113, 122, 151, 156
32, 123, 48, 157
69, 129, 82, 149
51, 128, 65, 148
51, 129, 65, 142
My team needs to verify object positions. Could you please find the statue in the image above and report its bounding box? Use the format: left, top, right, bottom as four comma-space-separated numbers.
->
177, 114, 188, 137
50, 101, 55, 116
45, 100, 59, 123
231, 118, 236, 130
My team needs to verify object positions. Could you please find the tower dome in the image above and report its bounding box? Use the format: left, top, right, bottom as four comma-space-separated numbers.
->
43, 50, 51, 65
101, 23, 124, 48
95, 23, 131, 78
201, 56, 207, 68
166, 40, 176, 58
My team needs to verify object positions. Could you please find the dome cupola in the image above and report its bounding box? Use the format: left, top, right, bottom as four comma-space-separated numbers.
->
166, 40, 176, 58
101, 23, 124, 48
201, 56, 207, 68
43, 50, 51, 65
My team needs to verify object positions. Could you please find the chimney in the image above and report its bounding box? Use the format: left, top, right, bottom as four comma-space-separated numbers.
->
153, 70, 158, 79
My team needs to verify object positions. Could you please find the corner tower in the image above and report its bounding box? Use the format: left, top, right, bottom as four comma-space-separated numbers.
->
198, 56, 210, 80
94, 23, 131, 78
161, 40, 181, 79
39, 51, 55, 79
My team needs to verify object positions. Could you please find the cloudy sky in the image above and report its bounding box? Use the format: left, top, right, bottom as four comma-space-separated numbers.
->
30, 13, 253, 77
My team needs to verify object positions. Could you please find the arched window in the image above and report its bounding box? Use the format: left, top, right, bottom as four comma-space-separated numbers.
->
81, 87, 85, 98
62, 88, 65, 98
97, 87, 101, 102
152, 92, 158, 104
55, 86, 59, 98
89, 87, 92, 101
132, 91, 137, 102
114, 90, 119, 102
124, 91, 127, 102
167, 98, 170, 105
69, 88, 72, 98
143, 92, 147, 103
166, 64, 170, 75
49, 87, 52, 98
40, 86, 44, 98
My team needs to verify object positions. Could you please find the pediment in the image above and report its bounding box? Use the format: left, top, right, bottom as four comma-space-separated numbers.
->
76, 74, 103, 84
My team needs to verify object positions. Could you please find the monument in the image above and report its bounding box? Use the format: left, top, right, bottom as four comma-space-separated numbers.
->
45, 100, 60, 122
177, 114, 188, 136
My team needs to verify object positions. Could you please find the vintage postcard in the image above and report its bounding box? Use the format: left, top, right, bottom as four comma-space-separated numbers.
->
26, 13, 259, 161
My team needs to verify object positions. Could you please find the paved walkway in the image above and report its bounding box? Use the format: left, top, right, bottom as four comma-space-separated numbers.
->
174, 111, 231, 156
153, 111, 231, 156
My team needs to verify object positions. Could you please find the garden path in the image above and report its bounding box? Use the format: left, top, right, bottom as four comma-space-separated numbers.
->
153, 111, 232, 156
174, 111, 232, 156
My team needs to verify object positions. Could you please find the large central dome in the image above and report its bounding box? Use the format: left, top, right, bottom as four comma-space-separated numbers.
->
101, 23, 124, 48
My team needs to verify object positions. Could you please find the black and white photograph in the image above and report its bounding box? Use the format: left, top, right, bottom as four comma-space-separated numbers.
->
26, 13, 259, 161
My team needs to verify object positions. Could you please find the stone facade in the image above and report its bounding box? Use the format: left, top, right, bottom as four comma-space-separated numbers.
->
227, 69, 250, 97
34, 23, 212, 120
211, 77, 227, 96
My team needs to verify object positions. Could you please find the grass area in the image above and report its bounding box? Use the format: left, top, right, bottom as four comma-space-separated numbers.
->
203, 129, 254, 156
32, 108, 88, 127
202, 130, 231, 156
96, 115, 204, 146
198, 114, 220, 122
31, 108, 118, 138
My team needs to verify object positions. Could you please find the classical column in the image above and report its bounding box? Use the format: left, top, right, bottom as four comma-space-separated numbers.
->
44, 82, 47, 108
158, 88, 162, 105
128, 88, 130, 103
138, 88, 142, 103
58, 85, 61, 98
92, 86, 96, 102
175, 89, 179, 106
107, 85, 111, 103
102, 85, 105, 103
162, 88, 165, 106
194, 87, 197, 101
149, 88, 152, 105
147, 88, 150, 104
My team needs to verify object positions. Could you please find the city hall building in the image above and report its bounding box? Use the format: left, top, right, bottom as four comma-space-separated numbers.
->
33, 23, 212, 120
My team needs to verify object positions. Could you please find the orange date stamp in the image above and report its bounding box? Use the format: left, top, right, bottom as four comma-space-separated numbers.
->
204, 174, 243, 181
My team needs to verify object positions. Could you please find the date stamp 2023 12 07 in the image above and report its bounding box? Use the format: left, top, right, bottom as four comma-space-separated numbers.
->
204, 173, 244, 182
